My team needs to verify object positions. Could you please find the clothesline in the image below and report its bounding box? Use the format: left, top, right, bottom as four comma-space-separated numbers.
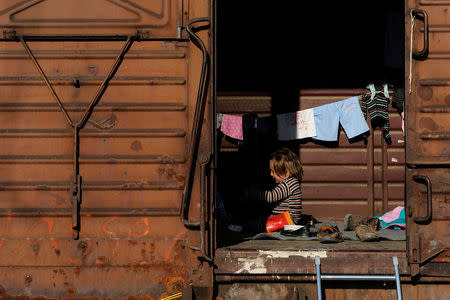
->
217, 84, 402, 144
218, 96, 367, 143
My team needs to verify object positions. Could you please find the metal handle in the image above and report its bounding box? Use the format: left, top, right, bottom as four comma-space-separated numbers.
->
413, 175, 432, 224
199, 153, 213, 262
412, 9, 429, 60
188, 153, 213, 262
180, 18, 211, 229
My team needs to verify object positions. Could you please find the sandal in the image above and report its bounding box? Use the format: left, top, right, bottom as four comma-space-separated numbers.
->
317, 225, 344, 243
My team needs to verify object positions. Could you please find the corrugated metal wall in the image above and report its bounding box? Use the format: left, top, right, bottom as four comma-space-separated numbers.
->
217, 90, 405, 221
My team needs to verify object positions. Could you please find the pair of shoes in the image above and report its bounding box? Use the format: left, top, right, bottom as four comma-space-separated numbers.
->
343, 214, 380, 231
317, 225, 343, 243
343, 214, 380, 242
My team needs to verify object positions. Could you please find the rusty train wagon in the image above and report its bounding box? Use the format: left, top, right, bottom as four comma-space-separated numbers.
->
0, 1, 448, 300
0, 0, 214, 299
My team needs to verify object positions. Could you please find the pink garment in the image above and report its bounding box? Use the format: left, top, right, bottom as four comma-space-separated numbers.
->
379, 206, 404, 223
221, 114, 243, 140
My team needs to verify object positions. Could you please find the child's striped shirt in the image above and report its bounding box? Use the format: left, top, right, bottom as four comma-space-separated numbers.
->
258, 177, 302, 223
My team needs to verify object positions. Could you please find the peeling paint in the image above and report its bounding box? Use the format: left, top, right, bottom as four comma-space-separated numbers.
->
258, 250, 328, 259
235, 250, 328, 274
236, 257, 267, 274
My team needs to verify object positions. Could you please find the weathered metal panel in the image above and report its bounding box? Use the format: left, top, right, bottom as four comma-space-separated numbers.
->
405, 0, 450, 277
0, 0, 214, 299
0, 0, 181, 37
406, 1, 450, 164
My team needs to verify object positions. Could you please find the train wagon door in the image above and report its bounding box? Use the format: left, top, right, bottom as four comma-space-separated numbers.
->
0, 0, 214, 299
406, 0, 450, 277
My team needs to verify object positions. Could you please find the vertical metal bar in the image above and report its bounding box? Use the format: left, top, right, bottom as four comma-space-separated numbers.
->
181, 18, 210, 228
71, 128, 81, 239
393, 256, 403, 300
367, 126, 375, 216
199, 153, 213, 262
315, 256, 322, 300
19, 37, 75, 128
382, 136, 389, 213
73, 127, 79, 177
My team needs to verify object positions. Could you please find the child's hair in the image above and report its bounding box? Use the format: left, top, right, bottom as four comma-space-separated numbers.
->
270, 147, 303, 182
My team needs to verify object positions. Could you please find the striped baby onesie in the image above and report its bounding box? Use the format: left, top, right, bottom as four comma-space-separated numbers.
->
258, 177, 302, 223
361, 84, 392, 145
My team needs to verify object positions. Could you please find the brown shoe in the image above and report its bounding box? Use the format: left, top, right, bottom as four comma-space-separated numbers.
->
355, 224, 379, 242
317, 225, 344, 243
367, 217, 380, 231
344, 214, 380, 231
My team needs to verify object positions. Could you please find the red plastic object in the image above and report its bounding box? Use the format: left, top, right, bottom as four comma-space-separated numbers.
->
265, 211, 295, 233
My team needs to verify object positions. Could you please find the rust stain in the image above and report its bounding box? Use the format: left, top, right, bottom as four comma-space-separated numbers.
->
164, 228, 187, 262
140, 248, 147, 258
164, 276, 185, 295
31, 244, 40, 255
68, 233, 92, 264
26, 217, 60, 256
77, 241, 88, 253
64, 282, 76, 296
126, 260, 186, 276
95, 256, 110, 266
417, 86, 433, 101
130, 140, 143, 151
0, 213, 11, 249
73, 267, 81, 276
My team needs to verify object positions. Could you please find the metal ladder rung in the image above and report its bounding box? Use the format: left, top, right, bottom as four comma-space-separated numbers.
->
315, 256, 403, 300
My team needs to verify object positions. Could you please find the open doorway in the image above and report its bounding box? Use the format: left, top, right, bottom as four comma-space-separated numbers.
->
215, 0, 406, 248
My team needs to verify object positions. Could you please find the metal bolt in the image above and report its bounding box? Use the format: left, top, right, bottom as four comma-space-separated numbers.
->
24, 275, 32, 285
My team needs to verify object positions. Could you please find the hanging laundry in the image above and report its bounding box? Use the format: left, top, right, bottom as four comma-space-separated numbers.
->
276, 108, 316, 141
240, 114, 277, 186
221, 114, 243, 140
312, 96, 369, 142
361, 83, 392, 144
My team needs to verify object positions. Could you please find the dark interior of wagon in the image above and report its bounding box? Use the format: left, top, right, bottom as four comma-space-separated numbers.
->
215, 0, 406, 251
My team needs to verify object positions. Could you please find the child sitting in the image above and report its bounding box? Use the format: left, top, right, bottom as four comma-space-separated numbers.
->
244, 147, 303, 228
259, 147, 303, 223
